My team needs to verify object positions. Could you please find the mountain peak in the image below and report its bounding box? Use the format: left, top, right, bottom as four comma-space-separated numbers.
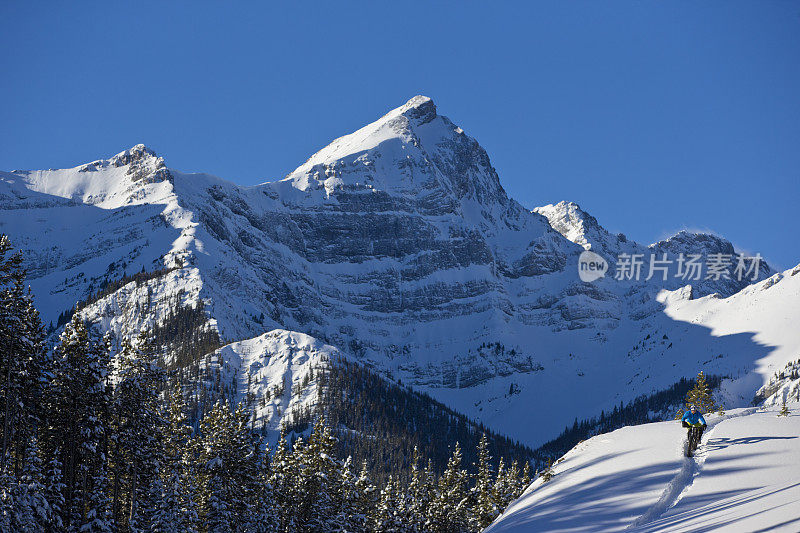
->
109, 144, 159, 167
651, 230, 734, 253
534, 201, 607, 251
281, 95, 507, 205
396, 95, 437, 125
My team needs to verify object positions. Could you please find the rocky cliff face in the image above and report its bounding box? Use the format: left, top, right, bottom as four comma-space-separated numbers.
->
0, 96, 782, 447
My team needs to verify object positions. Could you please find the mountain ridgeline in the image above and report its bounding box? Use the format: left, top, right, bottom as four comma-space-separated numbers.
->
1, 94, 795, 531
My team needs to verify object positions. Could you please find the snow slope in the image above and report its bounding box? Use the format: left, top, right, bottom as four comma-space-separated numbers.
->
488, 405, 800, 532
661, 265, 800, 407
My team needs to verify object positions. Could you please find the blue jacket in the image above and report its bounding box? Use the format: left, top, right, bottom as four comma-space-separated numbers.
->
682, 411, 706, 426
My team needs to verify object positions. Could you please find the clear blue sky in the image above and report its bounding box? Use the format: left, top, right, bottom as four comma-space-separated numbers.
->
2, 1, 798, 268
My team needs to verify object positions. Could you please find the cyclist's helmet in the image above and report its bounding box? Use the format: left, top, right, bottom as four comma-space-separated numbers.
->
690, 405, 698, 411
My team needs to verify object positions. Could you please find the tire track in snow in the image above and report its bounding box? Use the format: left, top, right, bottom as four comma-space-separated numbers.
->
626, 408, 757, 530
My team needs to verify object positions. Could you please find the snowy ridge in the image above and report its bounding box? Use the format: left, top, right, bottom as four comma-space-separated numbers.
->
5, 144, 174, 209
755, 357, 800, 408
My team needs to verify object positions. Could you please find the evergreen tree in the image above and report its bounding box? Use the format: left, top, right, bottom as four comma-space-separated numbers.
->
269, 426, 299, 533
471, 434, 498, 530
204, 472, 232, 533
11, 436, 51, 532
244, 444, 279, 533
353, 460, 377, 531
0, 235, 26, 470
44, 313, 113, 531
492, 458, 511, 511
194, 404, 231, 532
429, 442, 470, 533
679, 371, 720, 416
286, 420, 341, 532
520, 461, 531, 489
406, 447, 433, 532
82, 463, 115, 533
43, 447, 66, 531
540, 458, 555, 483
778, 397, 790, 417
0, 236, 49, 485
194, 402, 259, 533
154, 387, 198, 533
330, 455, 363, 532
0, 461, 14, 532
109, 336, 166, 530
370, 475, 405, 532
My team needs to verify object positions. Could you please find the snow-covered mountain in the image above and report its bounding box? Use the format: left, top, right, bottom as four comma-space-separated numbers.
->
487, 404, 800, 532
1, 96, 796, 448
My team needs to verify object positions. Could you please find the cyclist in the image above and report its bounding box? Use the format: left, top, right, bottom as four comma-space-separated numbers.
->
682, 405, 707, 454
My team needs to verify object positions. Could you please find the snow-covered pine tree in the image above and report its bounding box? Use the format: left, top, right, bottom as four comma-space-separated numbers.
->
109, 336, 166, 530
10, 435, 51, 531
194, 401, 259, 533
204, 470, 232, 533
520, 461, 531, 490
405, 447, 433, 532
82, 462, 115, 533
17, 289, 49, 457
229, 404, 260, 531
429, 442, 470, 533
44, 313, 113, 531
0, 462, 14, 531
284, 434, 312, 530
269, 425, 299, 532
370, 475, 405, 533
154, 386, 198, 533
0, 269, 51, 532
494, 458, 530, 511
144, 475, 167, 532
0, 236, 49, 485
153, 470, 197, 533
540, 458, 555, 483
0, 235, 25, 472
195, 403, 232, 533
287, 419, 342, 532
330, 455, 363, 532
43, 447, 66, 531
353, 459, 377, 530
492, 458, 510, 512
471, 434, 498, 530
244, 441, 279, 533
